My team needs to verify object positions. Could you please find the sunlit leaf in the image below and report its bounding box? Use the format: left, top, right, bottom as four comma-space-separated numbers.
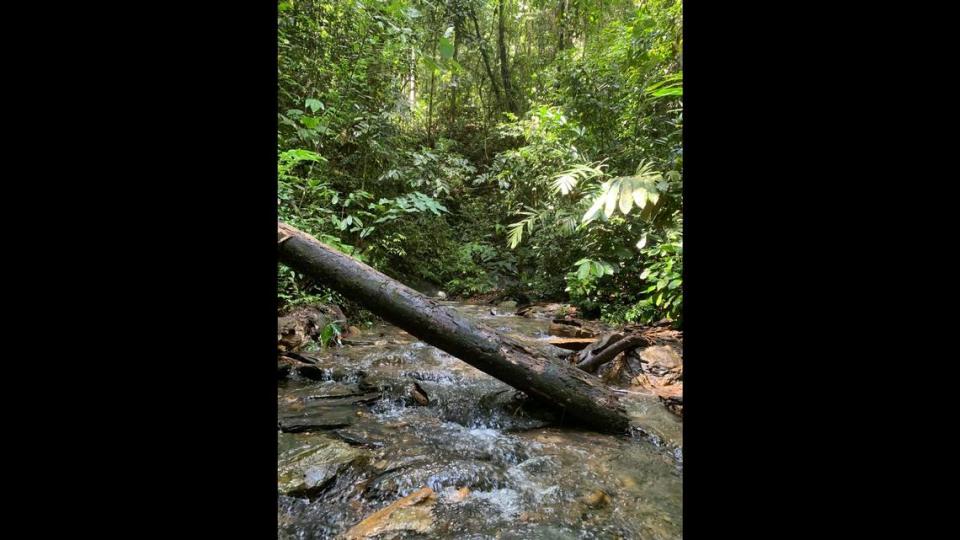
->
582, 187, 607, 223
618, 180, 634, 215
552, 174, 576, 195
632, 185, 648, 209
651, 86, 682, 97
603, 179, 621, 218
508, 221, 525, 249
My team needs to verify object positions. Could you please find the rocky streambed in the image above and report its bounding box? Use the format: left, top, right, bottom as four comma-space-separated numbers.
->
278, 302, 682, 539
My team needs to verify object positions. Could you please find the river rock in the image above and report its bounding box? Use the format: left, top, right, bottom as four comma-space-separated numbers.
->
516, 303, 572, 319
548, 320, 602, 339
449, 487, 470, 502
342, 487, 436, 539
409, 382, 430, 406
638, 344, 682, 371
278, 383, 380, 432
581, 489, 610, 508
278, 432, 368, 497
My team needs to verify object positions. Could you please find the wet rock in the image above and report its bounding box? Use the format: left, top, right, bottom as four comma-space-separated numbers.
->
295, 365, 327, 380
619, 474, 640, 491
450, 487, 470, 502
516, 303, 573, 319
638, 344, 682, 372
409, 382, 430, 406
518, 511, 540, 522
546, 337, 596, 351
342, 487, 436, 539
278, 387, 380, 433
497, 300, 518, 310
333, 423, 392, 448
439, 389, 557, 432
278, 432, 368, 497
626, 342, 683, 417
368, 459, 508, 497
278, 357, 298, 379
278, 304, 345, 352
660, 394, 683, 416
549, 322, 591, 338
548, 318, 606, 339
581, 489, 610, 508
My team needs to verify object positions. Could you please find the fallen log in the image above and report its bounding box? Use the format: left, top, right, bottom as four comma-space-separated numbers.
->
578, 333, 653, 373
278, 222, 630, 433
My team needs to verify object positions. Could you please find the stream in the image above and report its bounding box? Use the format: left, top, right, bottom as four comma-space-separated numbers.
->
278, 302, 682, 539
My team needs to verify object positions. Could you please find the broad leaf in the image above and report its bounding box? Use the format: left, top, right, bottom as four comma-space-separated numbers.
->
618, 179, 634, 215
603, 179, 622, 218
438, 37, 454, 60
552, 174, 576, 195
632, 185, 648, 209
582, 185, 608, 223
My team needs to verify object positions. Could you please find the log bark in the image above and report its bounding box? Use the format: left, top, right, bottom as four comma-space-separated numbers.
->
278, 222, 630, 433
577, 333, 652, 373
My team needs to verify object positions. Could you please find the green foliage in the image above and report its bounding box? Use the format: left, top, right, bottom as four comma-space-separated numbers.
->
632, 228, 683, 325
277, 0, 683, 326
581, 161, 665, 223
320, 321, 342, 349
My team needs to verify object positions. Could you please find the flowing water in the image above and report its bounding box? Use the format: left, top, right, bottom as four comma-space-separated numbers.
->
278, 302, 682, 539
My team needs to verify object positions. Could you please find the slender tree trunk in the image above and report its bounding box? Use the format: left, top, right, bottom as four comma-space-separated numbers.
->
497, 0, 516, 113
450, 15, 460, 125
278, 223, 632, 434
408, 48, 417, 111
469, 7, 503, 109
557, 0, 567, 52
427, 10, 442, 146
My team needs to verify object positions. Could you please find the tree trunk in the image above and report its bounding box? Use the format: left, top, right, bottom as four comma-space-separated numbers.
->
427, 9, 442, 146
408, 48, 417, 110
450, 11, 461, 124
557, 0, 567, 52
496, 0, 516, 113
278, 222, 630, 433
469, 7, 504, 110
